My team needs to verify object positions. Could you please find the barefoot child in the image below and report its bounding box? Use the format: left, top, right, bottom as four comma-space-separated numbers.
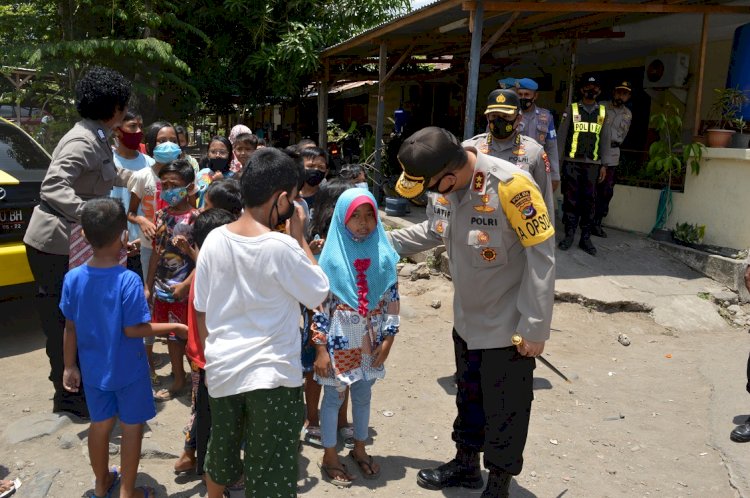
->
146, 160, 199, 401
312, 188, 400, 486
194, 148, 330, 498
61, 198, 187, 498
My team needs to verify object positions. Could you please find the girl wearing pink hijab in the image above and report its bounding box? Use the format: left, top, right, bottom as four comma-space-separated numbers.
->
228, 125, 252, 173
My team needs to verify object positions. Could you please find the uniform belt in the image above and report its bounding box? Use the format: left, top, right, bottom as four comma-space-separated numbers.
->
38, 200, 69, 220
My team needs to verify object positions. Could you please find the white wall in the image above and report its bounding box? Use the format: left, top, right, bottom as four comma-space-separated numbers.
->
604, 148, 750, 249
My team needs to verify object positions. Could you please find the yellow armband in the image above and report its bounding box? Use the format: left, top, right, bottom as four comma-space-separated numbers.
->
498, 173, 555, 247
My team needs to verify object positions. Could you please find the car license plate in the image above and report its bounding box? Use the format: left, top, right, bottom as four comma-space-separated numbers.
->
0, 208, 26, 233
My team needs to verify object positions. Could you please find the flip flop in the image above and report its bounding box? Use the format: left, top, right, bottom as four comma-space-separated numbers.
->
92, 466, 120, 498
317, 460, 355, 488
348, 450, 380, 479
0, 478, 21, 498
153, 388, 174, 401
136, 486, 155, 498
154, 387, 185, 401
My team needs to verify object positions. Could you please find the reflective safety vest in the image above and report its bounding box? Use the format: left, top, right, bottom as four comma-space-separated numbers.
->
568, 103, 606, 161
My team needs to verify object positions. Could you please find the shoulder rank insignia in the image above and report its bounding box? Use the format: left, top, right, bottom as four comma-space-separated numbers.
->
96, 128, 107, 141
472, 171, 486, 193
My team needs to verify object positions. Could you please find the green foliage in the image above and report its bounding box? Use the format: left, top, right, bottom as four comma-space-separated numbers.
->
647, 103, 704, 179
0, 0, 410, 124
708, 87, 749, 130
673, 222, 706, 245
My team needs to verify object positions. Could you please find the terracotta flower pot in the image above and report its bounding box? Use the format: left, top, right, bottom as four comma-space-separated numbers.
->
705, 129, 736, 148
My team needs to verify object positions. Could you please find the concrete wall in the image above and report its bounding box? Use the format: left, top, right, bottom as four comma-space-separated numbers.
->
605, 148, 750, 249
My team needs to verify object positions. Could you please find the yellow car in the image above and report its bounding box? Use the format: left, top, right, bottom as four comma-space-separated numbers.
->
0, 117, 51, 287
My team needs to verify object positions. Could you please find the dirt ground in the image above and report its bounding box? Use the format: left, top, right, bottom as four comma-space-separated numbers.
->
0, 273, 744, 498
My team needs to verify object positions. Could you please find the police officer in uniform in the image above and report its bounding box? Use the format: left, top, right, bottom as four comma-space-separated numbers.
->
389, 127, 555, 498
593, 81, 633, 237
463, 88, 554, 214
516, 77, 561, 192
556, 74, 611, 256
23, 67, 134, 419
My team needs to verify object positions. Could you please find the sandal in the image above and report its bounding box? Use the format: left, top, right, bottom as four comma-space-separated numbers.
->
0, 478, 20, 498
92, 466, 120, 498
302, 425, 323, 447
154, 386, 184, 402
348, 450, 380, 479
338, 425, 354, 439
317, 460, 355, 488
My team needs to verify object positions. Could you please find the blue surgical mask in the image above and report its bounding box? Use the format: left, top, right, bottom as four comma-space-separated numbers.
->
355, 182, 368, 190
160, 186, 188, 207
153, 141, 181, 164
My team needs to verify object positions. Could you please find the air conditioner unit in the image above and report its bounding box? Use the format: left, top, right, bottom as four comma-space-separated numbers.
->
643, 53, 689, 88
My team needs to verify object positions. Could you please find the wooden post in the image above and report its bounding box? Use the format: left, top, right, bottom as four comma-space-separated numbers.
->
694, 14, 709, 136
463, 0, 484, 140
373, 42, 388, 201
566, 39, 578, 107
318, 81, 328, 148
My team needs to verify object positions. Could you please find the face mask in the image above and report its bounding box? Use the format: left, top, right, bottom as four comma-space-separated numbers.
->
208, 157, 230, 172
584, 90, 598, 100
305, 168, 326, 187
489, 117, 515, 140
118, 130, 143, 151
160, 186, 188, 207
614, 98, 624, 106
426, 173, 456, 195
153, 141, 181, 163
519, 98, 533, 111
269, 194, 294, 228
355, 182, 368, 190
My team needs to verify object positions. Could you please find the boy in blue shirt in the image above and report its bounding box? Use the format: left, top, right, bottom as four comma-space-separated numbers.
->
61, 198, 187, 498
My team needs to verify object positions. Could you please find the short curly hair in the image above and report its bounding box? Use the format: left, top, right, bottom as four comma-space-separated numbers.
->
75, 66, 131, 121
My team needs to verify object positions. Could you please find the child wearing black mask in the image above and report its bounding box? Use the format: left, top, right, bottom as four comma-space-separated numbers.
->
200, 136, 235, 180
299, 146, 328, 209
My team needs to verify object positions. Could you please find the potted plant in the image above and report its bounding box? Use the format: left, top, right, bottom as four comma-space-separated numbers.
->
705, 87, 748, 147
646, 103, 704, 239
730, 117, 750, 149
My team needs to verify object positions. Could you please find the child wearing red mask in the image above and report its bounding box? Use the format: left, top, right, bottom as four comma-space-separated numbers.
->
111, 109, 154, 279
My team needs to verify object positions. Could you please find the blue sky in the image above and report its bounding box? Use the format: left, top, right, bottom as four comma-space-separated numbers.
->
411, 0, 434, 8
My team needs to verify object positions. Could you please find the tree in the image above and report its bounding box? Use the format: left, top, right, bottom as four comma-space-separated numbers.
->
172, 0, 411, 115
0, 0, 410, 128
0, 0, 202, 125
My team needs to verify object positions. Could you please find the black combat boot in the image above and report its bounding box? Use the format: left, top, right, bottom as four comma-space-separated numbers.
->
579, 230, 597, 256
591, 217, 607, 238
558, 226, 576, 250
480, 471, 512, 498
417, 448, 483, 490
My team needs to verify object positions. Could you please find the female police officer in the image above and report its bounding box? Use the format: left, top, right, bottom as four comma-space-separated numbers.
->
24, 66, 134, 419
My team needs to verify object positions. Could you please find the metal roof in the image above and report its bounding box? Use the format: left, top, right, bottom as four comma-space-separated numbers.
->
321, 0, 750, 62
